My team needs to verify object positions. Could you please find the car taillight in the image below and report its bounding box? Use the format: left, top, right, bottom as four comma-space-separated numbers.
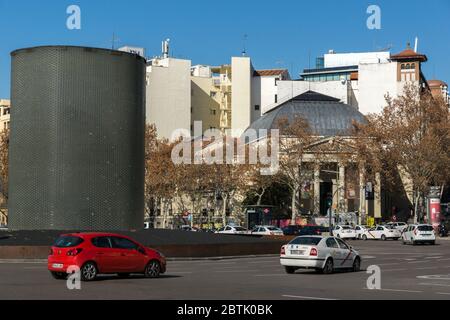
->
310, 248, 318, 256
49, 248, 53, 255
281, 246, 286, 255
67, 248, 83, 256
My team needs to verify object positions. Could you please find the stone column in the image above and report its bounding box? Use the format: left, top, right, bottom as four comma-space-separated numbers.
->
359, 164, 366, 225
338, 163, 346, 213
314, 165, 321, 215
374, 172, 382, 220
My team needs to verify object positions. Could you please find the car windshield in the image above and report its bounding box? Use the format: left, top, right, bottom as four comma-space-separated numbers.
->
418, 225, 434, 232
234, 227, 247, 231
54, 236, 84, 248
289, 237, 321, 246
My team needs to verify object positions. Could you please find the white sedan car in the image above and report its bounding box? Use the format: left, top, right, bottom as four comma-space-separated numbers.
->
361, 225, 401, 241
354, 225, 370, 239
215, 225, 249, 235
251, 226, 284, 236
280, 236, 361, 274
386, 222, 408, 233
402, 224, 436, 245
333, 225, 357, 240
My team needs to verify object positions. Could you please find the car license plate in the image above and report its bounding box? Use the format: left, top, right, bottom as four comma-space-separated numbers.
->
290, 250, 305, 255
422, 234, 431, 236
52, 264, 64, 269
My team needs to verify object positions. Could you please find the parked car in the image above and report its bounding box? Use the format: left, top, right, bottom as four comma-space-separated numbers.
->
180, 225, 200, 232
282, 225, 303, 236
280, 236, 361, 274
333, 225, 357, 240
354, 225, 370, 239
361, 225, 401, 241
48, 233, 166, 281
215, 225, 249, 235
251, 226, 284, 236
402, 224, 436, 245
299, 225, 323, 236
386, 222, 408, 233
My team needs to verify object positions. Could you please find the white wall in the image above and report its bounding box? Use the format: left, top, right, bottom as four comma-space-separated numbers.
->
231, 57, 252, 136
325, 52, 390, 68
275, 80, 353, 112
358, 61, 405, 115
146, 58, 192, 140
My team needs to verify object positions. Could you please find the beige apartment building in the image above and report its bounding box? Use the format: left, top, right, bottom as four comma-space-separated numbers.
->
0, 99, 10, 132
0, 99, 9, 226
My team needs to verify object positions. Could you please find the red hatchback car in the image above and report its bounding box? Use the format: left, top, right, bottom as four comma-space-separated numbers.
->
48, 233, 166, 281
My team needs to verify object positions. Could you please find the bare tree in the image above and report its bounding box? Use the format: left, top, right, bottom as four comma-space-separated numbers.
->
353, 84, 450, 222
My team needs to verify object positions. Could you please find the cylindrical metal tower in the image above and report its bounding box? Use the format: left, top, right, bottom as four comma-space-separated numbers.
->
8, 46, 146, 230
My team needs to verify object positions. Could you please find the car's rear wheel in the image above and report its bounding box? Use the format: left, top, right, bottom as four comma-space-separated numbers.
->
322, 258, 334, 274
362, 235, 368, 241
381, 235, 387, 241
284, 266, 296, 274
352, 257, 361, 272
50, 271, 67, 280
145, 260, 161, 278
81, 262, 98, 282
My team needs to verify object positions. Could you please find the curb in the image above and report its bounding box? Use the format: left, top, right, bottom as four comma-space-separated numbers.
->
0, 254, 280, 264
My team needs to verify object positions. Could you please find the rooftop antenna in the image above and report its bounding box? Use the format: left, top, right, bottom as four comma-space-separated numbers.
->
242, 34, 248, 56
111, 32, 120, 50
162, 39, 170, 58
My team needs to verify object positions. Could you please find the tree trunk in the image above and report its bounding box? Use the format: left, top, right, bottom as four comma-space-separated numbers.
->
256, 187, 266, 206
291, 187, 299, 225
222, 193, 229, 226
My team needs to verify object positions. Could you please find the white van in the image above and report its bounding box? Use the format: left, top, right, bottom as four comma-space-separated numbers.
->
402, 224, 436, 245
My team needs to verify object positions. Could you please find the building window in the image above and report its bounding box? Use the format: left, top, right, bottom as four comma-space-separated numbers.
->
275, 95, 278, 103
210, 109, 216, 115
210, 91, 217, 98
254, 105, 260, 111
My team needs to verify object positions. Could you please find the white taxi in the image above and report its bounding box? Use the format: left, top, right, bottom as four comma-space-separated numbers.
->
402, 224, 436, 245
333, 225, 357, 240
251, 226, 284, 236
354, 225, 370, 239
280, 236, 361, 274
361, 225, 401, 241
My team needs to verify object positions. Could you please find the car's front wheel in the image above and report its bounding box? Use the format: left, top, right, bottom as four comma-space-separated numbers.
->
352, 257, 361, 272
381, 235, 387, 241
145, 260, 161, 278
322, 258, 334, 274
81, 262, 98, 282
362, 235, 368, 241
50, 271, 67, 280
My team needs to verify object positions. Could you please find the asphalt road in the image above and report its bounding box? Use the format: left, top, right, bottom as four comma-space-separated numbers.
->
1, 239, 450, 300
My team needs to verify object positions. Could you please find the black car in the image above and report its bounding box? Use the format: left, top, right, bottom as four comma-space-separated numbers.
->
298, 226, 323, 236
282, 225, 302, 236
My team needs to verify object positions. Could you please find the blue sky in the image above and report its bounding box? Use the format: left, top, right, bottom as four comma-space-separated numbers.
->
0, 0, 449, 98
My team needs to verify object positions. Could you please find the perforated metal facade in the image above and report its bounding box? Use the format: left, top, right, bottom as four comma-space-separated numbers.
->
8, 46, 146, 231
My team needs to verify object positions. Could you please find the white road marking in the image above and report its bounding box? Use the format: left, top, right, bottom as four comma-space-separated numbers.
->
436, 292, 450, 296
214, 270, 259, 273
415, 267, 439, 270
419, 283, 450, 287
364, 288, 422, 293
382, 269, 408, 272
417, 274, 450, 280
283, 295, 337, 301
